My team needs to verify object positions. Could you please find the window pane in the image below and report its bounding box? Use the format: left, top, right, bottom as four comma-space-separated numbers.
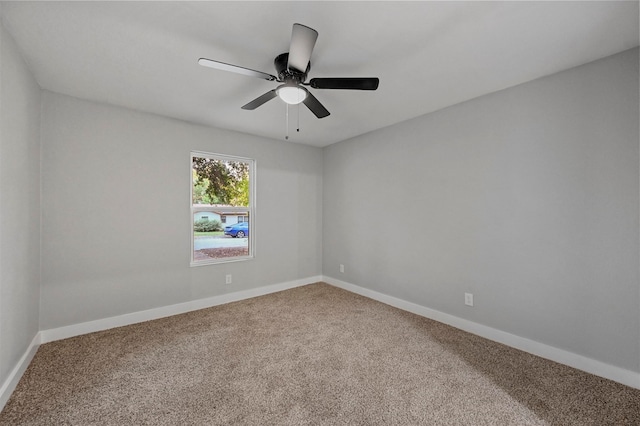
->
192, 157, 250, 206
193, 213, 249, 261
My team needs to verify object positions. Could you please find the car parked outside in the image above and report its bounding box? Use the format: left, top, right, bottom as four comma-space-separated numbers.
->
224, 222, 249, 238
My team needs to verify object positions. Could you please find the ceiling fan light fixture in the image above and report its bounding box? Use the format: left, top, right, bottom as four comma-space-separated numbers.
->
277, 85, 307, 105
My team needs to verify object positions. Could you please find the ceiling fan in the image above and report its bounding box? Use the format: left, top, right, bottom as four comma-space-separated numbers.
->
198, 23, 379, 119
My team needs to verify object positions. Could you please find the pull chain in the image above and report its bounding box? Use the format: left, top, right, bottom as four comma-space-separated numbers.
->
285, 104, 289, 140
284, 97, 302, 140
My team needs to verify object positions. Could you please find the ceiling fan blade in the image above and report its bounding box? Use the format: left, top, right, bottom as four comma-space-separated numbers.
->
309, 78, 379, 90
198, 58, 276, 81
241, 90, 278, 110
287, 23, 318, 73
303, 91, 330, 119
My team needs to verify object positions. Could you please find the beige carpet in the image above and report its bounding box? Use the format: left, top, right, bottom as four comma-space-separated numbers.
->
1, 283, 638, 425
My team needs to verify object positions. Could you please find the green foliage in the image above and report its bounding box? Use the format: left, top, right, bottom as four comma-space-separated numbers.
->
192, 157, 249, 206
193, 218, 223, 232
192, 171, 215, 204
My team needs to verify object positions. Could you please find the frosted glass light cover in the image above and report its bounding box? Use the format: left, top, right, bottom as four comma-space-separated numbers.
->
277, 86, 307, 104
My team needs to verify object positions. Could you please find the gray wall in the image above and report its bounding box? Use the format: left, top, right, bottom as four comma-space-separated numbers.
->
0, 22, 41, 383
3, 18, 638, 385
40, 92, 322, 329
323, 48, 639, 373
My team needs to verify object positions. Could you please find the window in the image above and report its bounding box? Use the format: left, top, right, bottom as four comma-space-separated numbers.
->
191, 151, 255, 265
237, 215, 248, 223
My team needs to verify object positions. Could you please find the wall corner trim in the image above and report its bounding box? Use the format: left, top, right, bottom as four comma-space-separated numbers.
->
0, 333, 41, 411
322, 275, 640, 390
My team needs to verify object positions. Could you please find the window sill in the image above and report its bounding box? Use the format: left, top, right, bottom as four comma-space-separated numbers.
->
190, 255, 254, 267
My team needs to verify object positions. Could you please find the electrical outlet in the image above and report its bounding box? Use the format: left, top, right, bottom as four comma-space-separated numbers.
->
339, 264, 345, 273
225, 274, 232, 285
465, 293, 474, 306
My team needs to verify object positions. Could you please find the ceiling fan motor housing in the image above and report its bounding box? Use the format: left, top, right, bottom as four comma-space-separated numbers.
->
274, 52, 309, 84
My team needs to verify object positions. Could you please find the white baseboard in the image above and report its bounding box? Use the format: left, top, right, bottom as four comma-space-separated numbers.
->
6, 273, 636, 415
323, 275, 640, 390
0, 333, 41, 411
40, 275, 321, 344
2, 276, 320, 411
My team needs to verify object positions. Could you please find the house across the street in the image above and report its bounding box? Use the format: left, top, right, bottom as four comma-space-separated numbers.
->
193, 204, 248, 225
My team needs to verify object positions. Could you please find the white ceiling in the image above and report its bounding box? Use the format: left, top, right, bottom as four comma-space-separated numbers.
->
1, 1, 638, 147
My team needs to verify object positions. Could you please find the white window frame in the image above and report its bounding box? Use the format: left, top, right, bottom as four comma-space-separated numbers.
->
190, 151, 256, 266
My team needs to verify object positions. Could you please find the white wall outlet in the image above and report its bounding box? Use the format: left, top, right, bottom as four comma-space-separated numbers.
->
465, 293, 474, 306
339, 264, 345, 273
225, 274, 232, 285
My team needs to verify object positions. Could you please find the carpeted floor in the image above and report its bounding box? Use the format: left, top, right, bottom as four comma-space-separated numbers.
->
1, 283, 638, 425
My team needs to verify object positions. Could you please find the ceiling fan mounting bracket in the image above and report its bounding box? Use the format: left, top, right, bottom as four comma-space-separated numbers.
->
274, 52, 309, 84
